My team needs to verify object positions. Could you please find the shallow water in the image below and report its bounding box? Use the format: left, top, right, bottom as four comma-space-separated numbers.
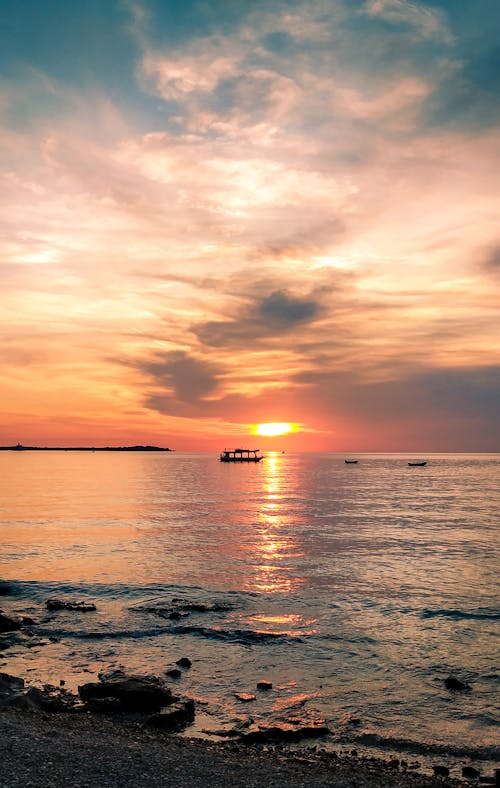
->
1, 451, 498, 764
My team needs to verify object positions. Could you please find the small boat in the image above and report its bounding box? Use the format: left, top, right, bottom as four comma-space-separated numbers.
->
220, 448, 263, 463
345, 459, 358, 464
408, 461, 427, 467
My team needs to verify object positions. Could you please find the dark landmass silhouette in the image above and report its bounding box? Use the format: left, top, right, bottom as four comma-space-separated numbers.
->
0, 444, 173, 452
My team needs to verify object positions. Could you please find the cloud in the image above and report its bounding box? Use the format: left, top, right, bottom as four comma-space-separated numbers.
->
0, 0, 499, 449
259, 290, 320, 324
482, 245, 500, 276
193, 287, 323, 348
360, 0, 452, 43
137, 351, 220, 403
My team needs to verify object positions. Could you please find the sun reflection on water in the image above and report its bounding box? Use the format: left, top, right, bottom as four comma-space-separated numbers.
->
246, 451, 305, 594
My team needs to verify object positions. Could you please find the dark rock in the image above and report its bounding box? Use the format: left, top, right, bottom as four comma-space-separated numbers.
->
478, 777, 496, 785
46, 598, 96, 612
462, 766, 481, 779
350, 749, 358, 757
144, 600, 231, 618
234, 693, 256, 702
85, 696, 125, 714
165, 668, 182, 679
181, 602, 231, 613
433, 764, 450, 778
386, 759, 399, 769
256, 680, 272, 690
444, 675, 470, 691
79, 671, 175, 712
0, 609, 24, 633
176, 657, 192, 669
0, 673, 25, 707
148, 699, 195, 730
25, 685, 80, 713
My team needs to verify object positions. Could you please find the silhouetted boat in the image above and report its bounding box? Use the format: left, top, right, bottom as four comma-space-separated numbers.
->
345, 459, 358, 464
408, 461, 427, 466
220, 448, 263, 463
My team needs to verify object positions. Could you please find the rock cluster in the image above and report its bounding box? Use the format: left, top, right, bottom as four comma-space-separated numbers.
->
78, 670, 196, 730
0, 669, 196, 732
46, 598, 97, 612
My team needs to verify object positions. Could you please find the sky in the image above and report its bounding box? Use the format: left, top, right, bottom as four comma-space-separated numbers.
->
1, 0, 499, 451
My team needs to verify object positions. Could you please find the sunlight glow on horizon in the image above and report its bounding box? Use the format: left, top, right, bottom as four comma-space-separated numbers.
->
252, 423, 299, 437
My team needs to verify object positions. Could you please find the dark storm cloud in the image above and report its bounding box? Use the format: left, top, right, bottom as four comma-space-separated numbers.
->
137, 350, 219, 402
193, 288, 322, 348
259, 290, 319, 324
294, 364, 500, 425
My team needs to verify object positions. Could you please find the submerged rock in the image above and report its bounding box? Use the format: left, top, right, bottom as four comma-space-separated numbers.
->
140, 599, 232, 619
165, 668, 182, 679
234, 693, 256, 702
462, 766, 481, 779
176, 657, 192, 669
0, 609, 25, 632
79, 671, 176, 713
433, 764, 450, 778
46, 598, 97, 612
444, 675, 470, 691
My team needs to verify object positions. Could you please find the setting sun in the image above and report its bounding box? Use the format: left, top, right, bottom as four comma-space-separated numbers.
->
252, 422, 299, 437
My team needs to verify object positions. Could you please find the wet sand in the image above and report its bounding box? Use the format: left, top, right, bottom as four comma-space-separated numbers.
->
0, 707, 467, 788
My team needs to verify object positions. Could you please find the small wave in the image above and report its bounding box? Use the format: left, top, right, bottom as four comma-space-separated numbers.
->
421, 608, 500, 621
36, 627, 169, 641
35, 624, 298, 645
0, 581, 20, 596
168, 624, 301, 645
352, 732, 500, 760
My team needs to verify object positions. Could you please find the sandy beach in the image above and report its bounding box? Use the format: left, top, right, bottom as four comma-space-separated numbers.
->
1, 706, 473, 788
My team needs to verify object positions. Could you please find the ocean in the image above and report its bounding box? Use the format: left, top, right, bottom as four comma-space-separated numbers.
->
1, 451, 498, 770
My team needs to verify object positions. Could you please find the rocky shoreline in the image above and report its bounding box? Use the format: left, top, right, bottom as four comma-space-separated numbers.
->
1, 705, 485, 788
1, 668, 498, 787
2, 603, 499, 786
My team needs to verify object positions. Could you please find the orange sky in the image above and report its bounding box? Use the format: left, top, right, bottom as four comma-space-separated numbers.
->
1, 1, 499, 451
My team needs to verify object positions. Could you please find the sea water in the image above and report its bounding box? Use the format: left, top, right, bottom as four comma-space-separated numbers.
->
1, 451, 498, 766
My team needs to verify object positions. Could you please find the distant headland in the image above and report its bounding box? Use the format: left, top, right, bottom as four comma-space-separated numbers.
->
0, 444, 173, 452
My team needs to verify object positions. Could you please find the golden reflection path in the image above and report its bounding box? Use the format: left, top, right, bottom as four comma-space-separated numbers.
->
245, 451, 305, 595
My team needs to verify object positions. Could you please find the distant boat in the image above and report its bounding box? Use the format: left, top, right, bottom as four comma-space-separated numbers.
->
220, 448, 263, 463
345, 459, 358, 464
408, 461, 427, 466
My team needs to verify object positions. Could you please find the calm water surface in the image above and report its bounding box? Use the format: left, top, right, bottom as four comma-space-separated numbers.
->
1, 452, 498, 765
